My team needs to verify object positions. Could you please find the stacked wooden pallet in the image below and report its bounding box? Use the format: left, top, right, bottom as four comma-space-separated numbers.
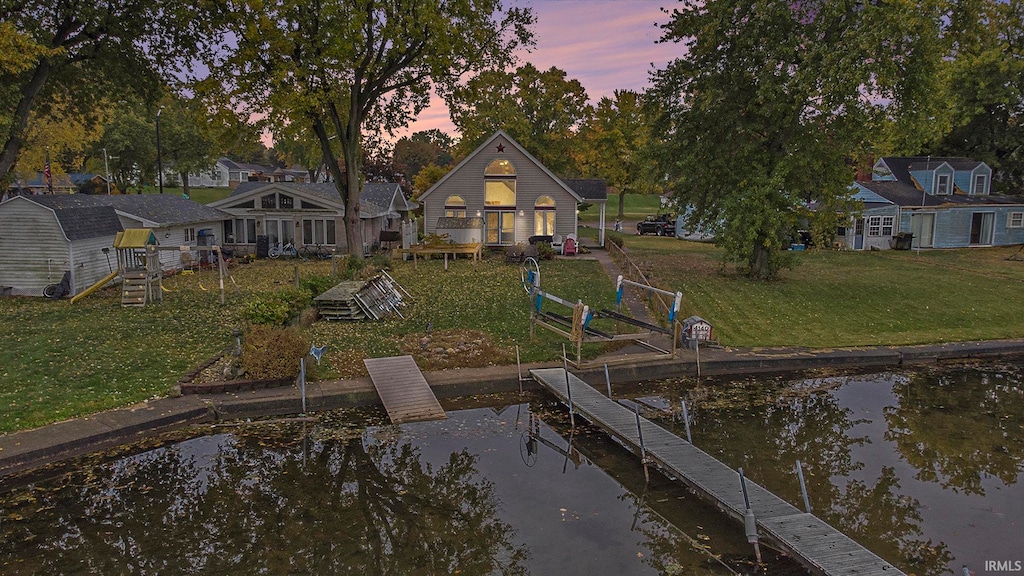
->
314, 272, 410, 321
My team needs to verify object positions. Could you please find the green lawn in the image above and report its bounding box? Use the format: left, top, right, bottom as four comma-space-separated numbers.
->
624, 237, 1024, 347
4, 237, 1024, 434
134, 186, 232, 204
580, 192, 665, 222
0, 255, 616, 433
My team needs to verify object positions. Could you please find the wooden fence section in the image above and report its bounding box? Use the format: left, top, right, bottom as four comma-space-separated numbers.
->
606, 240, 672, 319
530, 367, 904, 576
364, 356, 446, 424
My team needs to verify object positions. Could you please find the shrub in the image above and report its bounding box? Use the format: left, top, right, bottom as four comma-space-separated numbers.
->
300, 274, 336, 299
536, 241, 556, 260
240, 324, 310, 380
370, 253, 392, 271
242, 286, 309, 326
605, 230, 626, 248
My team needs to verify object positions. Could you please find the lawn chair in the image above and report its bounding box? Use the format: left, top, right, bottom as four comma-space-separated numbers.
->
563, 234, 578, 256
551, 234, 564, 254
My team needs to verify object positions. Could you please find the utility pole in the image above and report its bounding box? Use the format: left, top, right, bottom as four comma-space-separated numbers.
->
103, 148, 112, 195
156, 106, 165, 194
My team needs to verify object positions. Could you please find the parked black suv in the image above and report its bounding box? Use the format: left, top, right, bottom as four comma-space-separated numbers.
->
636, 214, 675, 236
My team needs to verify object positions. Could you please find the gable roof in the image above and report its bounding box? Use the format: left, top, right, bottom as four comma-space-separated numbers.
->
855, 179, 1024, 208
226, 182, 344, 206
15, 193, 229, 227
6, 195, 124, 241
563, 179, 607, 202
419, 130, 583, 203
876, 156, 987, 184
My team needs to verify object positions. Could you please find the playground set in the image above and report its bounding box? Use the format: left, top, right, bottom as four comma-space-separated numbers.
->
70, 228, 231, 307
521, 257, 684, 368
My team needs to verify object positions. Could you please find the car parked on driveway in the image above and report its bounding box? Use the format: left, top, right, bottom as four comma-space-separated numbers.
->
637, 214, 675, 236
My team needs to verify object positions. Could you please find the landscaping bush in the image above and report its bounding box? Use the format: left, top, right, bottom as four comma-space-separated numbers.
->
300, 274, 336, 299
242, 286, 309, 326
605, 230, 626, 248
536, 241, 556, 260
240, 324, 310, 380
370, 253, 392, 270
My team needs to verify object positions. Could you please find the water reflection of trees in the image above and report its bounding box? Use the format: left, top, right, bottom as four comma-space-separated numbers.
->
885, 367, 1024, 495
671, 376, 951, 576
0, 422, 527, 575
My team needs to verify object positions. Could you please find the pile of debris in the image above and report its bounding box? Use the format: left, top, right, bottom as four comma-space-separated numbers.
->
315, 271, 410, 321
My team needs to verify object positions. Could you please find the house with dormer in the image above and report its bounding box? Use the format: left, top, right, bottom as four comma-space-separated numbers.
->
838, 157, 1024, 250
418, 130, 607, 247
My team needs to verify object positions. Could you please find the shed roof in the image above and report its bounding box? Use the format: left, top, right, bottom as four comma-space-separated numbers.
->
563, 179, 608, 202
12, 194, 124, 240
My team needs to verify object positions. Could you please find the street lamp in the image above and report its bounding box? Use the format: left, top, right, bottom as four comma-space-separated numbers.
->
156, 106, 165, 194
102, 148, 112, 195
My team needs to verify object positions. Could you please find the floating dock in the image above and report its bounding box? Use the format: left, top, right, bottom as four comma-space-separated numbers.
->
530, 367, 904, 576
364, 356, 446, 424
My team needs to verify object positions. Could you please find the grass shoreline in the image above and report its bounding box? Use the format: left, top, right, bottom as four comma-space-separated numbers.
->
3, 240, 1023, 434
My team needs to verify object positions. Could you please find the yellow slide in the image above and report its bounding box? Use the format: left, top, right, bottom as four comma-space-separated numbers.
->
70, 271, 119, 304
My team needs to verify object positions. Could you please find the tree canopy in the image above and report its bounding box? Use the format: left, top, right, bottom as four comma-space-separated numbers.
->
449, 62, 592, 176
651, 0, 948, 279
199, 0, 534, 256
0, 0, 212, 185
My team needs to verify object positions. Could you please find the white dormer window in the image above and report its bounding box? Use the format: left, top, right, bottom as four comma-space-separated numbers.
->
935, 174, 951, 195
973, 175, 987, 196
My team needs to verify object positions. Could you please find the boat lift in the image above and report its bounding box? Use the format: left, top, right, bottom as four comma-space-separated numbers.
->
521, 258, 684, 368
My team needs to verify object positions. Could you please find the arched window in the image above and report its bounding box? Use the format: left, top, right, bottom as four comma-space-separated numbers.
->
485, 159, 516, 176
444, 195, 466, 218
534, 196, 556, 236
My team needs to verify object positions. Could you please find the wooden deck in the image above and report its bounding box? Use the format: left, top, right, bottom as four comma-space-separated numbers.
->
530, 367, 904, 576
364, 356, 446, 424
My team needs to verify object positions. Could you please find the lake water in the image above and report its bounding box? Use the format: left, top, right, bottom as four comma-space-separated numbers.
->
1, 362, 1021, 575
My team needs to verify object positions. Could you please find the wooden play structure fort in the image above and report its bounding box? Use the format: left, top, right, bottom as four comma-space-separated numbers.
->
71, 228, 230, 307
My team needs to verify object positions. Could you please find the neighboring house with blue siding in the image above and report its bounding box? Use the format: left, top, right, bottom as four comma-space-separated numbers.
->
838, 157, 1024, 250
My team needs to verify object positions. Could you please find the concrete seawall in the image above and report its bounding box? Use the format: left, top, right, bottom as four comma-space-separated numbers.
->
3, 339, 1024, 479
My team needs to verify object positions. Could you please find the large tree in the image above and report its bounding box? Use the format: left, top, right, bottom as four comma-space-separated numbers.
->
577, 90, 660, 219
651, 0, 947, 279
0, 0, 209, 185
448, 62, 592, 176
932, 0, 1024, 193
200, 0, 533, 257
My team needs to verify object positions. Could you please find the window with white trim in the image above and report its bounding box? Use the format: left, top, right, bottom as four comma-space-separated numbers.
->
1009, 212, 1024, 228
935, 174, 951, 195
184, 227, 196, 243
867, 215, 894, 237
973, 175, 987, 196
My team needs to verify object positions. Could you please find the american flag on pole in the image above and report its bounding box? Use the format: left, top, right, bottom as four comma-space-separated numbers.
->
44, 150, 52, 194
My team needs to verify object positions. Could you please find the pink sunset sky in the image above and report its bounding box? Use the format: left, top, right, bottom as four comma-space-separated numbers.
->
400, 0, 683, 139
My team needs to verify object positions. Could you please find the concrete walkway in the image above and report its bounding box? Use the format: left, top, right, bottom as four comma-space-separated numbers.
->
4, 244, 1024, 479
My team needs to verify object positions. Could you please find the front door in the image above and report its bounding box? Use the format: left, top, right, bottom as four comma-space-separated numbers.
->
854, 219, 864, 250
485, 211, 515, 245
970, 212, 994, 245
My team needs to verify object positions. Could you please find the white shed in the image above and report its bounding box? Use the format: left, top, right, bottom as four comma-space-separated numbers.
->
0, 195, 123, 297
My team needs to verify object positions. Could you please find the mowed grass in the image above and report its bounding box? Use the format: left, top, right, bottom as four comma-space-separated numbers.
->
625, 236, 1024, 347
0, 255, 617, 433
579, 192, 665, 222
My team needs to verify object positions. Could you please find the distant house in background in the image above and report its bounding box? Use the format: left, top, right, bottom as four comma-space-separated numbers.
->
4, 173, 109, 196
419, 130, 599, 247
840, 157, 1024, 250
209, 181, 416, 255
0, 195, 124, 296
187, 158, 310, 189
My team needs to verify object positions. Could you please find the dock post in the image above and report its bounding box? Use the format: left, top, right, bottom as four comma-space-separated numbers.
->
562, 345, 575, 428
604, 363, 612, 398
796, 459, 812, 513
695, 336, 701, 378
681, 399, 693, 444
298, 358, 307, 414
738, 467, 762, 563
633, 403, 649, 483
516, 345, 523, 394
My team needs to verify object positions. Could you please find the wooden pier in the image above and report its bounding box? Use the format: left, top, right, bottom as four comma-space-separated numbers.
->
530, 367, 904, 576
364, 356, 446, 424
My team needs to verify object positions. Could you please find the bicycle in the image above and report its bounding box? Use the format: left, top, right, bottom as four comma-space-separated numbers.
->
268, 241, 298, 259
298, 243, 333, 260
